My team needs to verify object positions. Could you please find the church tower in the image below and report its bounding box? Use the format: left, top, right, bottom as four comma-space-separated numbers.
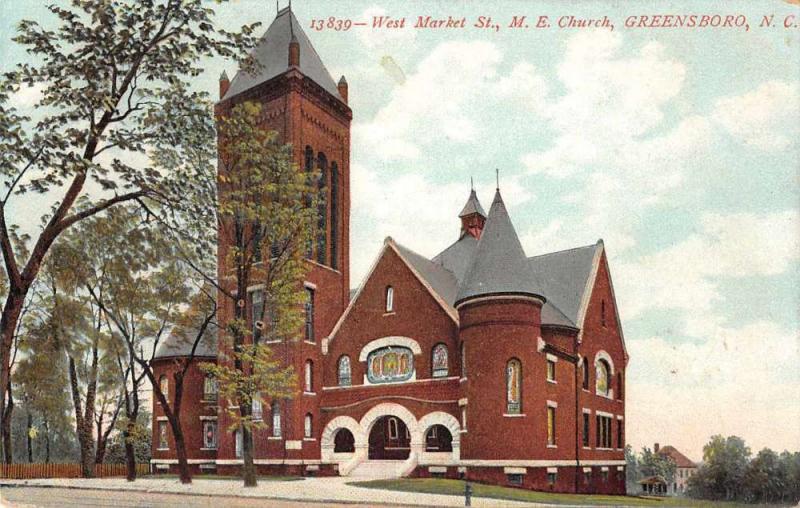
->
214, 5, 351, 469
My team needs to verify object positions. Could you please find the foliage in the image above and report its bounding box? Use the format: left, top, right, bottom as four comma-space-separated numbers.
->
687, 435, 799, 505
639, 446, 677, 483
171, 100, 318, 486
0, 0, 261, 455
625, 444, 642, 493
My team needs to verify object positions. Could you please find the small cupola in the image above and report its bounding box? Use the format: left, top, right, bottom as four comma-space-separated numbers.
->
458, 187, 487, 239
219, 70, 230, 99
455, 188, 543, 307
338, 75, 348, 103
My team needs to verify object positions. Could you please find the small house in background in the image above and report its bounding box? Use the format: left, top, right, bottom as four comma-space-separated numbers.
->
638, 475, 667, 496
655, 443, 697, 495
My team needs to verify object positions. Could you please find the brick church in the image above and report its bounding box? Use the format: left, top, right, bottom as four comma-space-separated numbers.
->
151, 6, 628, 494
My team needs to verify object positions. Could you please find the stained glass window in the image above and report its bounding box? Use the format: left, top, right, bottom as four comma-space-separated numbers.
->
367, 346, 414, 384
547, 406, 556, 445
203, 421, 217, 449
203, 376, 218, 402
432, 344, 448, 378
338, 355, 351, 386
596, 360, 610, 396
158, 421, 168, 449
506, 359, 522, 414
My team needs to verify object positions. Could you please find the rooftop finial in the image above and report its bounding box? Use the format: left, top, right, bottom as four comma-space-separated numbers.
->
496, 168, 499, 190
470, 176, 474, 192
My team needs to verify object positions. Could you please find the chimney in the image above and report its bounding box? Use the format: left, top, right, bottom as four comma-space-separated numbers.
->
288, 34, 300, 67
219, 70, 230, 99
654, 443, 660, 453
337, 75, 348, 103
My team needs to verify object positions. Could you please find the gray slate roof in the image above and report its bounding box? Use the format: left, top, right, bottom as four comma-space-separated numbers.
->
527, 244, 598, 325
458, 189, 487, 218
154, 324, 216, 359
455, 189, 544, 304
390, 190, 601, 329
394, 242, 459, 306
222, 7, 342, 101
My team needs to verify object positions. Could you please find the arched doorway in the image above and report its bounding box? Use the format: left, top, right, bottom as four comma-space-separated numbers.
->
334, 428, 355, 453
368, 416, 410, 460
424, 424, 453, 452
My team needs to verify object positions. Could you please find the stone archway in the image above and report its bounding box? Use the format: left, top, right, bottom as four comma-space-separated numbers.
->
321, 416, 366, 463
359, 403, 423, 461
418, 411, 461, 463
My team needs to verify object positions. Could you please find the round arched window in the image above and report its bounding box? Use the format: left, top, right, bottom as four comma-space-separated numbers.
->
596, 359, 610, 396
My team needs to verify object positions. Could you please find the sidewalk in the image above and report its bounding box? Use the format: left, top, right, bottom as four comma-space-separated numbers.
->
0, 476, 550, 507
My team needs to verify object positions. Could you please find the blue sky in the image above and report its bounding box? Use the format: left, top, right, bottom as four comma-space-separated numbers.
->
2, 1, 798, 460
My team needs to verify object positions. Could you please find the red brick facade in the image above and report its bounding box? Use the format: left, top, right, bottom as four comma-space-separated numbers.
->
151, 7, 628, 495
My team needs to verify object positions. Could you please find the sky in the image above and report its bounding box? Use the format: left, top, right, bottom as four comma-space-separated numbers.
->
1, 0, 799, 462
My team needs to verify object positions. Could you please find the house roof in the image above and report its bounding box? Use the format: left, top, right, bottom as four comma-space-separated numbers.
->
222, 7, 342, 102
458, 189, 487, 218
337, 189, 605, 337
527, 244, 599, 325
658, 445, 697, 468
153, 322, 216, 360
455, 189, 544, 305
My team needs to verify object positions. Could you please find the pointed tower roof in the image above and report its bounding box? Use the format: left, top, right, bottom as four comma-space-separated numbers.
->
455, 189, 543, 305
222, 7, 342, 101
458, 189, 487, 218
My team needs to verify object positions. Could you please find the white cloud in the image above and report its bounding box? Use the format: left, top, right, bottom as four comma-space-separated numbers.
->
615, 210, 799, 320
350, 163, 532, 284
353, 40, 547, 162
626, 321, 800, 458
11, 83, 45, 108
519, 31, 715, 255
712, 80, 800, 150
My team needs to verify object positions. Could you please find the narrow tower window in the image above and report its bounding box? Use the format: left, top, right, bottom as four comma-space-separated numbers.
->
385, 286, 394, 312
316, 152, 328, 265
305, 288, 315, 342
271, 402, 282, 437
304, 360, 313, 393
338, 355, 351, 386
330, 162, 339, 270
506, 359, 522, 414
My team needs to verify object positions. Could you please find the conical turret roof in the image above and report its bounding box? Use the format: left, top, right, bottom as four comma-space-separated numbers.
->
455, 189, 543, 305
458, 189, 486, 218
222, 7, 342, 101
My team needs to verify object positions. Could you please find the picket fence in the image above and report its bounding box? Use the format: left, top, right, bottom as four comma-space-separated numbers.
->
0, 462, 149, 479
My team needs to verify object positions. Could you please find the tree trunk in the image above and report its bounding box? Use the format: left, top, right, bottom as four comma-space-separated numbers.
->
26, 409, 33, 463
43, 418, 50, 464
2, 382, 13, 464
170, 413, 191, 484
124, 432, 137, 482
241, 424, 257, 487
0, 289, 25, 449
68, 356, 95, 478
95, 415, 104, 464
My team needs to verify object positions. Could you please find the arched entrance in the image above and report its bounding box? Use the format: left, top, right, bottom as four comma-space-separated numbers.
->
368, 416, 410, 460
424, 424, 453, 452
334, 428, 355, 453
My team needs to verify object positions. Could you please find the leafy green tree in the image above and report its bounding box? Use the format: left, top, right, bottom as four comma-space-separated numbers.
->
0, 0, 259, 444
742, 448, 783, 503
688, 435, 752, 501
625, 444, 641, 493
639, 446, 677, 485
194, 101, 316, 487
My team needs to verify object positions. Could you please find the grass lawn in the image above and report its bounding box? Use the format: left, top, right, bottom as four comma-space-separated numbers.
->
152, 474, 303, 482
347, 478, 790, 507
